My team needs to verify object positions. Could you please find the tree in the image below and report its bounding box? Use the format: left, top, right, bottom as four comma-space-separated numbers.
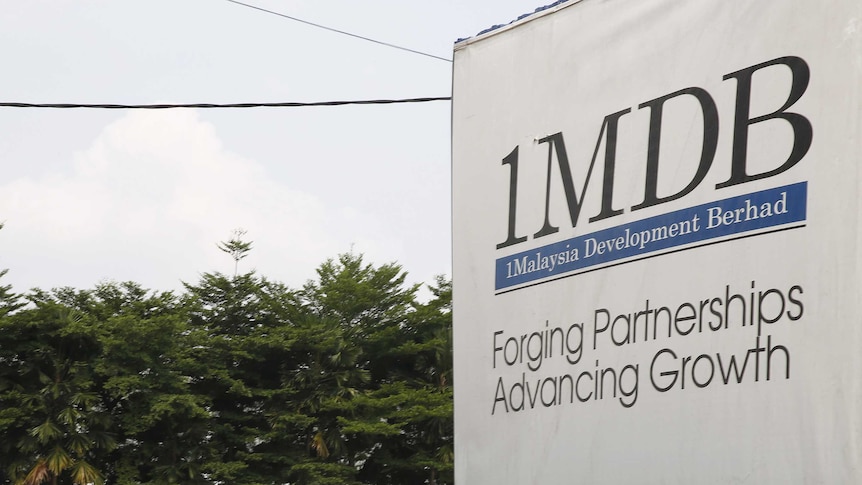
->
295, 254, 453, 485
183, 235, 308, 484
217, 229, 252, 278
0, 237, 455, 484
0, 294, 115, 485
88, 282, 211, 485
349, 276, 454, 485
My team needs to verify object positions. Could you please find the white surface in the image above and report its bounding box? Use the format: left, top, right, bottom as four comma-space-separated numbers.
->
452, 0, 862, 482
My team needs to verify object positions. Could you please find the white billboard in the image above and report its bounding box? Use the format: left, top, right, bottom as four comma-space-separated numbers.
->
452, 0, 862, 483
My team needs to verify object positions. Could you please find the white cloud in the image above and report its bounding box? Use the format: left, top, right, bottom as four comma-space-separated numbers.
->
0, 109, 404, 293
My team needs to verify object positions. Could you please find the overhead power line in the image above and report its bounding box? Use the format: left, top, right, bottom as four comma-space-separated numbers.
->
224, 0, 453, 63
0, 97, 452, 110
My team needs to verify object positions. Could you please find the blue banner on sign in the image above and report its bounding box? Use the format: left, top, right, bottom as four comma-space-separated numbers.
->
495, 182, 807, 291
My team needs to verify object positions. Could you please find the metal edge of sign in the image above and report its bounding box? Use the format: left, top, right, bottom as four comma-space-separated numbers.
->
453, 0, 584, 50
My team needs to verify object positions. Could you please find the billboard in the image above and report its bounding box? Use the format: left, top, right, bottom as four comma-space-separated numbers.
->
451, 0, 862, 483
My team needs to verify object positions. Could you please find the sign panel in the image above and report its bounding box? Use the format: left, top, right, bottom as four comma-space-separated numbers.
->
452, 0, 862, 483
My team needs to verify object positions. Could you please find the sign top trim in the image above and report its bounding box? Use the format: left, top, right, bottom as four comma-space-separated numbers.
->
453, 0, 579, 48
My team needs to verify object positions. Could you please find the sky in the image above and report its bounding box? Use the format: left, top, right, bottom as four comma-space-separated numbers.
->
0, 0, 550, 296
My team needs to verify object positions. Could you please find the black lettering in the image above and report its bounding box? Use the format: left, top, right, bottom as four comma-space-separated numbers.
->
717, 56, 812, 188
632, 87, 718, 210
497, 147, 528, 249
535, 110, 632, 238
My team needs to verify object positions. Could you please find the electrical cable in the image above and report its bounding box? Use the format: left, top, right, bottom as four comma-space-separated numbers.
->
224, 0, 453, 63
0, 97, 452, 110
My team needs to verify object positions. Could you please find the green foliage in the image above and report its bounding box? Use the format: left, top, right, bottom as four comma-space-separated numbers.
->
218, 229, 253, 277
0, 246, 453, 484
0, 297, 115, 485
